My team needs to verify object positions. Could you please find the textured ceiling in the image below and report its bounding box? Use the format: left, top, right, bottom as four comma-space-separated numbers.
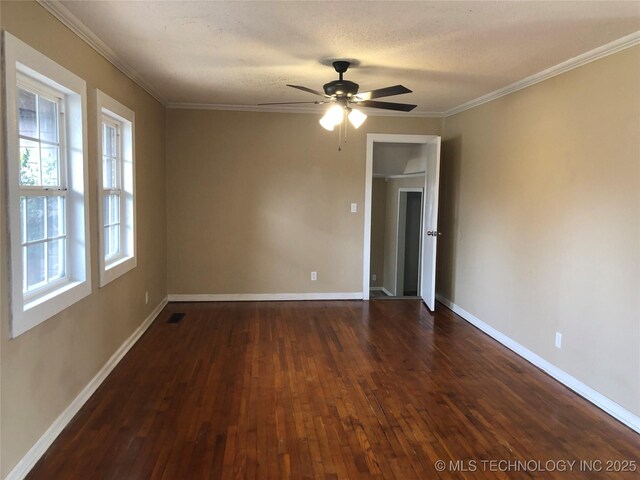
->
59, 1, 640, 113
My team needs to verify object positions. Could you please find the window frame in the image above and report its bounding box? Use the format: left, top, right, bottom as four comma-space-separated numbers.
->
17, 75, 69, 301
4, 32, 91, 337
101, 115, 123, 262
96, 90, 136, 287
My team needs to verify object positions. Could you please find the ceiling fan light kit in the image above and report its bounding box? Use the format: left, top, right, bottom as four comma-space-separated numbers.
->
321, 104, 345, 127
319, 112, 337, 131
319, 106, 367, 131
259, 60, 417, 148
347, 108, 367, 129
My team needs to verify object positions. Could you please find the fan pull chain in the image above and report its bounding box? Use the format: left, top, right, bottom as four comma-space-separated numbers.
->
344, 112, 348, 145
337, 109, 348, 151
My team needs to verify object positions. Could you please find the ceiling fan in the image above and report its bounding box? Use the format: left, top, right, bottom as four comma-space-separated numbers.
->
259, 60, 417, 132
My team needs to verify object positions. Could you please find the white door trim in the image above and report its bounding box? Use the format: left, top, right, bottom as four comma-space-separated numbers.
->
363, 134, 439, 300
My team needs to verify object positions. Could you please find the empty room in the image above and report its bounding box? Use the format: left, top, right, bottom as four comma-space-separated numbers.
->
1, 1, 639, 478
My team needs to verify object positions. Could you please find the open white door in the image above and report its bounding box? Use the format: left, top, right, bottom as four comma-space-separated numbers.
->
420, 138, 441, 310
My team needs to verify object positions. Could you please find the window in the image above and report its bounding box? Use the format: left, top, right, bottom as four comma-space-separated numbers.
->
102, 117, 123, 261
4, 33, 90, 337
18, 79, 67, 298
97, 91, 136, 286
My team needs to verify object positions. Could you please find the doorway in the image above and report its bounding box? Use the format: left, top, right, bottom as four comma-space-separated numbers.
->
363, 134, 441, 309
396, 189, 423, 296
367, 161, 424, 299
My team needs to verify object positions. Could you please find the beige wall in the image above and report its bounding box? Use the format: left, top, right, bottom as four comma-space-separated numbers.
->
439, 46, 640, 415
383, 176, 425, 294
2, 2, 637, 476
166, 110, 442, 294
370, 178, 387, 288
0, 2, 167, 476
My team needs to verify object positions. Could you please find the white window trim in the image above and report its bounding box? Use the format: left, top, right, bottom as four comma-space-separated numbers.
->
3, 32, 91, 337
96, 90, 136, 287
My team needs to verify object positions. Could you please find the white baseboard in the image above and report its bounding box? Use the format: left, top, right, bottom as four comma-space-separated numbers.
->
369, 287, 394, 297
436, 294, 640, 434
365, 287, 393, 298
5, 297, 169, 480
168, 292, 364, 302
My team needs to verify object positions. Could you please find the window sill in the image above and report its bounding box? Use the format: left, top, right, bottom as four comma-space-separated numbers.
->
13, 279, 91, 338
24, 279, 83, 311
100, 255, 137, 287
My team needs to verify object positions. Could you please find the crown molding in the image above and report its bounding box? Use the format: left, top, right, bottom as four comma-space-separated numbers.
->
444, 30, 640, 117
166, 102, 445, 118
171, 32, 639, 118
36, 0, 168, 106
35, 1, 639, 118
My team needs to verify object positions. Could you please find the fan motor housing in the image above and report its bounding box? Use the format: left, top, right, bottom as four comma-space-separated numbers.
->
323, 80, 359, 97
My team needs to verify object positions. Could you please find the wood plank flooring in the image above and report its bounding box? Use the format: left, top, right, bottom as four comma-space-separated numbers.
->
27, 301, 639, 479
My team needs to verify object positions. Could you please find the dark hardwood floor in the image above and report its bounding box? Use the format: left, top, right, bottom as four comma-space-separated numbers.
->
28, 300, 639, 479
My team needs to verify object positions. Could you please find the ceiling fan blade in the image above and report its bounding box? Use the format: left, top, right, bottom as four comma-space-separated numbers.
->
258, 101, 326, 105
355, 100, 417, 112
354, 85, 412, 101
287, 84, 330, 98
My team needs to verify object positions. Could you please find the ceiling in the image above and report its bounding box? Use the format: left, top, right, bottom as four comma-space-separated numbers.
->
373, 143, 426, 176
55, 1, 640, 114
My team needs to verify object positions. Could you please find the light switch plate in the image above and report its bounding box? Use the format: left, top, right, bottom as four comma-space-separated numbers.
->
350, 203, 357, 213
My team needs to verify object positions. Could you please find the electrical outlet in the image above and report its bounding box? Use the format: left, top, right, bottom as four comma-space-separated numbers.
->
351, 203, 357, 213
145, 291, 149, 304
311, 271, 317, 281
555, 332, 562, 349
371, 274, 377, 281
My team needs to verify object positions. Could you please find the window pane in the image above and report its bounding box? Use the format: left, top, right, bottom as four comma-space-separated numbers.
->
103, 194, 120, 226
105, 123, 116, 157
25, 196, 45, 242
47, 196, 65, 237
102, 155, 114, 189
20, 197, 27, 243
104, 225, 121, 258
47, 238, 65, 280
26, 243, 45, 291
41, 145, 60, 186
102, 123, 118, 189
110, 224, 120, 257
111, 194, 120, 224
103, 195, 108, 227
18, 88, 37, 138
110, 156, 117, 188
104, 226, 110, 257
20, 138, 41, 186
38, 96, 58, 143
